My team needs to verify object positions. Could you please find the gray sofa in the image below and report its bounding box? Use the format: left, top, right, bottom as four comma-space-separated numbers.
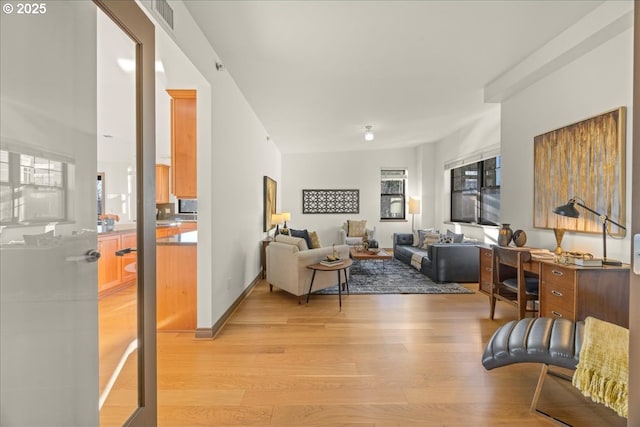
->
393, 233, 480, 283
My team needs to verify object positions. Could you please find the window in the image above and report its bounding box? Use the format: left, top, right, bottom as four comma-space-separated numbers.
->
0, 149, 69, 225
380, 169, 407, 220
450, 156, 500, 225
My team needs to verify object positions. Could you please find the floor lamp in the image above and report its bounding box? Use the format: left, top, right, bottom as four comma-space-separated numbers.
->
409, 197, 420, 231
553, 197, 626, 266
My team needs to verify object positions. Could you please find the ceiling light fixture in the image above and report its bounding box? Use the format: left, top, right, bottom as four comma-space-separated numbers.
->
364, 125, 374, 141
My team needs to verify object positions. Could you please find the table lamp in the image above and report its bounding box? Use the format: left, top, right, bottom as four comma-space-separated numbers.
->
271, 213, 283, 237
553, 197, 626, 266
281, 212, 291, 235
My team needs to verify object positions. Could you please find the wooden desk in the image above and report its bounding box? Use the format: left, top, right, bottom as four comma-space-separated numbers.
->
478, 247, 630, 328
538, 261, 629, 328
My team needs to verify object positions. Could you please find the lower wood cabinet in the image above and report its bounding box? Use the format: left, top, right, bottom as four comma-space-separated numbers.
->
157, 244, 196, 331
98, 234, 121, 294
120, 232, 138, 284
97, 230, 137, 297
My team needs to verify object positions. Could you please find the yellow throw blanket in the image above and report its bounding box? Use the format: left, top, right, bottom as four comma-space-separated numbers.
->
572, 316, 628, 418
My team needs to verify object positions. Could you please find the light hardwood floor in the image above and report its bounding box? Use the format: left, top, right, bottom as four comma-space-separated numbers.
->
100, 278, 625, 426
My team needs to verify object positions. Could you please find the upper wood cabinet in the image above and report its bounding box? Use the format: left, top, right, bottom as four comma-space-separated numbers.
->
167, 89, 197, 199
156, 164, 170, 204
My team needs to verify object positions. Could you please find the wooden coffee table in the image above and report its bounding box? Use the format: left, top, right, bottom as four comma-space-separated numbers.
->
349, 247, 392, 271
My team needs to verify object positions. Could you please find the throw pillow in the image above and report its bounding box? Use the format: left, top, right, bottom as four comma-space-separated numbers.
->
290, 228, 314, 250
447, 229, 464, 243
275, 234, 309, 251
308, 231, 322, 249
438, 235, 454, 244
421, 232, 441, 249
347, 219, 367, 237
415, 228, 436, 247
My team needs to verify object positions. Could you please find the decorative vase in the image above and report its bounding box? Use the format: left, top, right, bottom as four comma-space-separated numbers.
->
553, 228, 566, 255
512, 229, 527, 247
497, 224, 513, 247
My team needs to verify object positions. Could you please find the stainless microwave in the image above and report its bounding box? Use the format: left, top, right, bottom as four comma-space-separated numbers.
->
178, 199, 197, 214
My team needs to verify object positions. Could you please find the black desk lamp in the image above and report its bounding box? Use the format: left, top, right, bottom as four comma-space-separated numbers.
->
553, 198, 626, 266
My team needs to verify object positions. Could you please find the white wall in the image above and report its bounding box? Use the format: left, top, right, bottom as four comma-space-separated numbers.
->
282, 147, 420, 249
500, 28, 633, 262
427, 107, 502, 243
139, 0, 281, 329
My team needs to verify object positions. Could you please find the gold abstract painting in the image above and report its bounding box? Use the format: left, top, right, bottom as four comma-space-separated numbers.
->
533, 107, 626, 236
263, 176, 277, 232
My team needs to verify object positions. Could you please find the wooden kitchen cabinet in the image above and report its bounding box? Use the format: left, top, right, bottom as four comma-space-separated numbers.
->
120, 232, 138, 284
167, 89, 197, 199
156, 164, 170, 203
157, 243, 197, 331
98, 230, 137, 297
98, 234, 121, 295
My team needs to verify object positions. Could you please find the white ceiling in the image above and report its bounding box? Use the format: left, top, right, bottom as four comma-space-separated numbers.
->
183, 0, 604, 154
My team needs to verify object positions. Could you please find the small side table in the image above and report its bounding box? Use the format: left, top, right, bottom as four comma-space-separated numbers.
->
306, 259, 353, 310
261, 238, 273, 279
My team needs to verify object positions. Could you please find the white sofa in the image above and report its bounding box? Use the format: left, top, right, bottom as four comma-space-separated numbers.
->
266, 234, 350, 300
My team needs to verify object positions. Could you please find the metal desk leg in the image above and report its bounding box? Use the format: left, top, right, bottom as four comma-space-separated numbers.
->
345, 267, 350, 294
337, 269, 342, 311
306, 269, 317, 304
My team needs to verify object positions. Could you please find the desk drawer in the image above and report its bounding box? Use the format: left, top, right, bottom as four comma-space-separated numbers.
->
542, 300, 575, 321
478, 248, 493, 295
542, 277, 575, 303
541, 263, 573, 287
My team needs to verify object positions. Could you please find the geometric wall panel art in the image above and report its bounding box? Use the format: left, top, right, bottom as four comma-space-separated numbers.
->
302, 189, 359, 214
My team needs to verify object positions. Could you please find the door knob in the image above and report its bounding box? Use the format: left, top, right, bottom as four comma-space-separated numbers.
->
66, 249, 101, 263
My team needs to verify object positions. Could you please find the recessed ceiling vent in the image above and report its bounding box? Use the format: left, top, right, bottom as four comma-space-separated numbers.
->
154, 0, 174, 30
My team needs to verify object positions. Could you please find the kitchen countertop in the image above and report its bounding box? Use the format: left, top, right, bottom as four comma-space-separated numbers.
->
98, 220, 197, 234
157, 230, 197, 246
156, 219, 197, 227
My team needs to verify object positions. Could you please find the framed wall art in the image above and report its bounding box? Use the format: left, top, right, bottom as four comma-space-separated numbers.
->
533, 107, 626, 236
263, 176, 277, 232
302, 189, 359, 214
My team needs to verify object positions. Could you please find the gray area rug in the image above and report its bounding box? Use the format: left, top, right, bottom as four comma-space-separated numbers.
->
315, 258, 474, 295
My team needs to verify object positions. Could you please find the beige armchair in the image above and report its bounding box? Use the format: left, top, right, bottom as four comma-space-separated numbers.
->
266, 235, 350, 300
338, 221, 376, 246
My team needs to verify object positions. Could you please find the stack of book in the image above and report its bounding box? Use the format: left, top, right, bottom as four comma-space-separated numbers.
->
320, 258, 343, 267
570, 257, 603, 267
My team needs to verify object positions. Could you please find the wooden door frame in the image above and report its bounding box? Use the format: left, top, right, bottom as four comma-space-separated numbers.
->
94, 1, 157, 425
630, 1, 639, 424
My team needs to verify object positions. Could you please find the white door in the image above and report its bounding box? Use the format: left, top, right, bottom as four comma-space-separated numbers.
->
0, 1, 157, 425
